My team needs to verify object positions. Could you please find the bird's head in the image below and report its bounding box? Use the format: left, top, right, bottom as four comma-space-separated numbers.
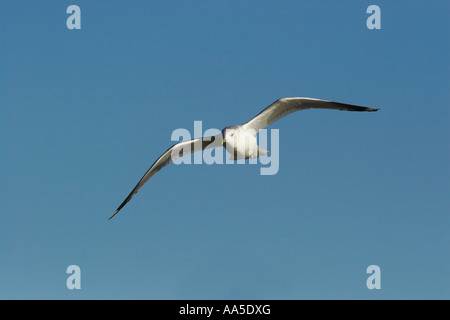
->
222, 126, 239, 146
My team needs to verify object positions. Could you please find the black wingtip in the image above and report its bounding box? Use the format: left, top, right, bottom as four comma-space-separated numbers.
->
108, 209, 119, 220
109, 191, 135, 220
353, 106, 379, 112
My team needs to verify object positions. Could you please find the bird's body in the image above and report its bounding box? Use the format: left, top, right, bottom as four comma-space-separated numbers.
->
110, 97, 378, 219
222, 126, 268, 160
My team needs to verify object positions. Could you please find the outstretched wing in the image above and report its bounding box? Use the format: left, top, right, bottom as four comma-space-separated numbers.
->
243, 97, 378, 131
109, 134, 222, 219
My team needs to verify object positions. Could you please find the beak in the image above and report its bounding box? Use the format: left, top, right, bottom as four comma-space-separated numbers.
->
222, 138, 226, 146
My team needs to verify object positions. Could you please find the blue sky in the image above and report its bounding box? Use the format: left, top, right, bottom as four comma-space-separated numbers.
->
1, 1, 448, 299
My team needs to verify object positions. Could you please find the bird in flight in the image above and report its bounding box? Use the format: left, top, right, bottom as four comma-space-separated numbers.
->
110, 97, 378, 219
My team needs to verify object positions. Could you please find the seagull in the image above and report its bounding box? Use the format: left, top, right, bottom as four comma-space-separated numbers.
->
109, 97, 378, 219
